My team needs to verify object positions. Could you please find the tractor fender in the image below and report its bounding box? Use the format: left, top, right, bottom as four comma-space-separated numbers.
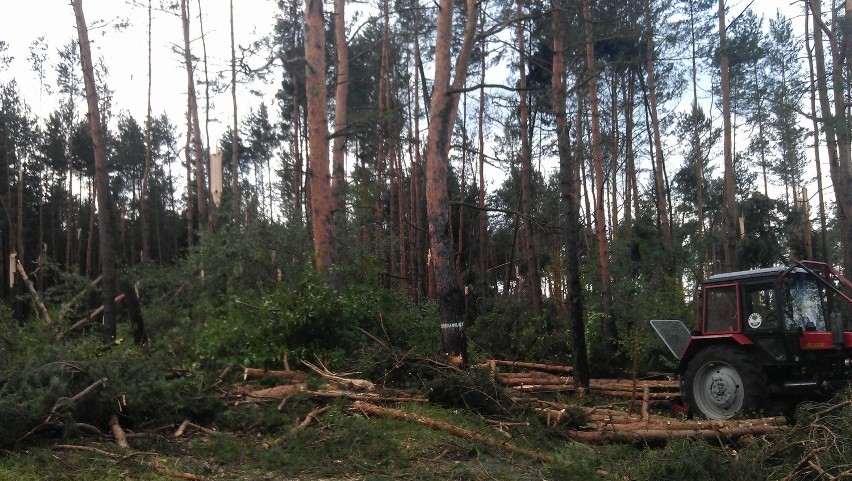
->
677, 334, 754, 374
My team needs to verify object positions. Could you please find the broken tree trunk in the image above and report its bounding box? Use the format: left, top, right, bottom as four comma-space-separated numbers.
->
289, 406, 330, 437
351, 401, 552, 462
58, 294, 126, 338
109, 415, 129, 449
56, 274, 102, 324
16, 260, 51, 324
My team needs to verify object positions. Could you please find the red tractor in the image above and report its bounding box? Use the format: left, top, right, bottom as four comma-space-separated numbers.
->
652, 261, 852, 419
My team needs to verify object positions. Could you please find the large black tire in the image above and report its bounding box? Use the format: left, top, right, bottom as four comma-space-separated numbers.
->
680, 346, 766, 419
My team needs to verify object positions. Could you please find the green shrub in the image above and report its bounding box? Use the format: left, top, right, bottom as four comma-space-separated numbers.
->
193, 273, 392, 368
0, 324, 224, 447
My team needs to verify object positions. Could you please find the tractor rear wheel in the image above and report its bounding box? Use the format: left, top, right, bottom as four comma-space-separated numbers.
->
681, 346, 766, 419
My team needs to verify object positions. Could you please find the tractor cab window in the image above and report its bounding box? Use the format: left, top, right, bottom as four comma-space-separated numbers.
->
705, 284, 739, 333
785, 278, 826, 331
743, 284, 778, 330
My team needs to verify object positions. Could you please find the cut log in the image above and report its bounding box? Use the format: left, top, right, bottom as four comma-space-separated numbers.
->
305, 389, 427, 403
474, 360, 574, 374
246, 383, 306, 400
243, 367, 307, 383
565, 424, 782, 443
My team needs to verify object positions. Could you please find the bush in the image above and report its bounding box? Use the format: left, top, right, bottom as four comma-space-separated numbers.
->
193, 273, 392, 369
0, 323, 224, 448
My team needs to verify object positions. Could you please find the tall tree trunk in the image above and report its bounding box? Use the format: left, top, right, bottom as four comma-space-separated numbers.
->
141, 0, 153, 263
553, 0, 589, 388
477, 5, 488, 298
516, 0, 542, 316
804, 4, 828, 261
689, 0, 705, 277
718, 0, 738, 272
184, 113, 194, 246
645, 0, 671, 240
181, 0, 208, 231
230, 0, 241, 219
332, 0, 348, 237
582, 0, 618, 348
425, 0, 479, 367
809, 0, 852, 274
304, 0, 337, 276
71, 0, 118, 342
624, 70, 636, 279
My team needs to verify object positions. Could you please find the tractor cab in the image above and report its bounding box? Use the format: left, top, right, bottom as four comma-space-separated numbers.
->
652, 261, 852, 419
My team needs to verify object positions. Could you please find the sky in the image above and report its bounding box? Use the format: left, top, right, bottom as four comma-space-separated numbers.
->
0, 0, 280, 147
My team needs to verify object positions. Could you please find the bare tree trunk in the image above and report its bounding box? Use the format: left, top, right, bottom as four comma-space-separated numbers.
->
719, 0, 738, 272
645, 0, 671, 240
516, 0, 542, 316
624, 70, 636, 279
688, 0, 705, 276
332, 0, 348, 236
141, 0, 153, 263
184, 114, 194, 246
425, 0, 479, 367
71, 0, 118, 342
230, 0, 241, 219
804, 4, 828, 261
304, 0, 337, 276
477, 7, 488, 297
582, 0, 618, 347
181, 0, 208, 231
553, 0, 589, 388
809, 0, 852, 274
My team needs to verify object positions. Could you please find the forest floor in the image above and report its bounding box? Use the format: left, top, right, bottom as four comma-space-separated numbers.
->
0, 363, 791, 481
0, 399, 602, 481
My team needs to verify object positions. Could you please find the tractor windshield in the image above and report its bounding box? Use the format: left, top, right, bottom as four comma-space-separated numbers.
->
783, 275, 852, 332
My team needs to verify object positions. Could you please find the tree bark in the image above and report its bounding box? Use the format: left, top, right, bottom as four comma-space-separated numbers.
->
644, 0, 671, 240
141, 0, 153, 262
516, 0, 542, 316
304, 0, 337, 276
181, 0, 208, 231
582, 0, 618, 349
71, 0, 118, 342
230, 0, 241, 219
718, 0, 738, 272
808, 0, 852, 274
552, 0, 589, 388
425, 0, 479, 367
804, 4, 829, 261
332, 0, 348, 237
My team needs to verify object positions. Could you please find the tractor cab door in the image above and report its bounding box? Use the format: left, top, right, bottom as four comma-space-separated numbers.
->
741, 281, 790, 362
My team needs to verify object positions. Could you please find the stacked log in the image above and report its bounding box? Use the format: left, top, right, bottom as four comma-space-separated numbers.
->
523, 399, 787, 442
484, 362, 680, 400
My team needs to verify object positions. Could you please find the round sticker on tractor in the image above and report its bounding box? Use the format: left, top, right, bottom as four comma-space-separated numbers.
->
747, 312, 762, 328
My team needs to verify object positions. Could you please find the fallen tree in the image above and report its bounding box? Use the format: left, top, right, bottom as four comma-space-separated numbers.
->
351, 401, 553, 462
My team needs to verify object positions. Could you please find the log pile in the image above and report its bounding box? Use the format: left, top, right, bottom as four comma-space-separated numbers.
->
520, 398, 787, 443
477, 360, 680, 400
